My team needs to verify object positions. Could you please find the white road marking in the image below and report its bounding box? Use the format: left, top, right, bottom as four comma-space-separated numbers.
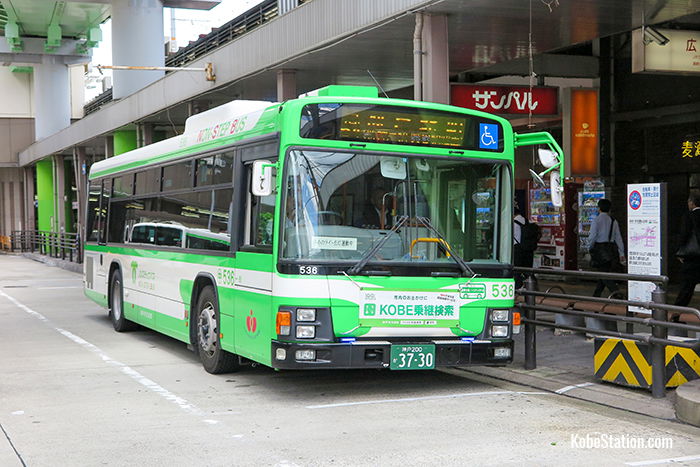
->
625, 454, 700, 466
555, 382, 595, 394
306, 390, 551, 409
37, 286, 82, 289
0, 289, 207, 419
11, 411, 24, 416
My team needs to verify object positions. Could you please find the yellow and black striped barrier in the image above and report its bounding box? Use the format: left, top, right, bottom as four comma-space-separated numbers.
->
594, 337, 700, 388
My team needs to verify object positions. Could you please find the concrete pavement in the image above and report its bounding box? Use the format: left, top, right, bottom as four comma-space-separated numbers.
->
1, 254, 700, 466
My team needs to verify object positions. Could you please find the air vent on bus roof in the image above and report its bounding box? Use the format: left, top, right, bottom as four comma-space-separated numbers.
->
183, 100, 275, 135
298, 85, 379, 99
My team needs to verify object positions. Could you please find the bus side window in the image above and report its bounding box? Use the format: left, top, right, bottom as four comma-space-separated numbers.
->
100, 179, 112, 245
85, 181, 102, 243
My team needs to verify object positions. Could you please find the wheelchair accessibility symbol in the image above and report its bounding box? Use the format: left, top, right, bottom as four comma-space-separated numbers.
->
479, 123, 499, 149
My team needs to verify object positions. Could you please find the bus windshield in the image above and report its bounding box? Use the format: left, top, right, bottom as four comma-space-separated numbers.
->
281, 150, 511, 266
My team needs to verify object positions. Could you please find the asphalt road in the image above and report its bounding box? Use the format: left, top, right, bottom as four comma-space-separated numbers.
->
1, 255, 699, 467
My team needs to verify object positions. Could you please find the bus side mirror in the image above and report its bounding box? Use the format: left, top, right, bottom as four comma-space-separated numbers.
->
550, 171, 563, 207
252, 160, 273, 197
537, 148, 559, 168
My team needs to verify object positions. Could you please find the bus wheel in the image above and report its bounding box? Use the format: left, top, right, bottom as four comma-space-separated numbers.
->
195, 286, 239, 374
109, 269, 136, 332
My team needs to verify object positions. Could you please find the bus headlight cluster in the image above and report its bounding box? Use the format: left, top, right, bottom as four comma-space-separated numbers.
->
296, 308, 316, 322
491, 325, 509, 337
296, 325, 316, 339
491, 309, 509, 322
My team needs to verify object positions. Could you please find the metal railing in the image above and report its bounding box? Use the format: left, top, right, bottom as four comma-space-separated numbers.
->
514, 267, 700, 399
11, 230, 82, 264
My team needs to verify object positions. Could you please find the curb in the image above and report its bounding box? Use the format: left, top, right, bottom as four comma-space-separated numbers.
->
21, 252, 82, 275
676, 379, 700, 426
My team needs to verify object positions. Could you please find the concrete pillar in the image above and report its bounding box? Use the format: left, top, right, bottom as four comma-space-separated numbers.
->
33, 58, 71, 140
421, 14, 449, 104
105, 137, 114, 160
53, 155, 66, 233
73, 147, 87, 236
137, 123, 154, 147
277, 69, 297, 101
114, 130, 137, 155
24, 167, 35, 231
36, 160, 54, 233
111, 0, 165, 99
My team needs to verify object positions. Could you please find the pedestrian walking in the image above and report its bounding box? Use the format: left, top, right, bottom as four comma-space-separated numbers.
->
587, 198, 626, 297
513, 205, 538, 289
674, 193, 700, 307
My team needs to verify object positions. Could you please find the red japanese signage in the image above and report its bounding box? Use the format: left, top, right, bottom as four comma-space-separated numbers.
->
450, 84, 559, 115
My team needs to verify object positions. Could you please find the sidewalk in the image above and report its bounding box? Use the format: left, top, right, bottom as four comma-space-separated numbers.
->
460, 326, 680, 420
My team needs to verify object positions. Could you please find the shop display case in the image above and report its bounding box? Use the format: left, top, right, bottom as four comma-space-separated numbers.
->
577, 180, 606, 268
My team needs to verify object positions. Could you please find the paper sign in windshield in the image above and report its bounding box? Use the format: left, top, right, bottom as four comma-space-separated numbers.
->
311, 236, 358, 251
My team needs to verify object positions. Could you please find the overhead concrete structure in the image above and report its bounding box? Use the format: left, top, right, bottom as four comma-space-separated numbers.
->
111, 0, 165, 99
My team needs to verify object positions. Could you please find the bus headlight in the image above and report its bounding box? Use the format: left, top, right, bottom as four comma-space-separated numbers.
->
296, 308, 316, 322
296, 325, 316, 339
491, 325, 509, 337
491, 309, 509, 322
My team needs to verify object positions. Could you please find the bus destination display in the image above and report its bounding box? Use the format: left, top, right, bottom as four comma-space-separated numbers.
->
300, 103, 503, 151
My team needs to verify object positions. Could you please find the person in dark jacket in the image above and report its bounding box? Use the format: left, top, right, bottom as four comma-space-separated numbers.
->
674, 193, 700, 307
587, 198, 626, 297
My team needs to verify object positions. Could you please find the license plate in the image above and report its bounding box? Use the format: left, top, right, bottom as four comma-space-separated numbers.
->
390, 344, 436, 370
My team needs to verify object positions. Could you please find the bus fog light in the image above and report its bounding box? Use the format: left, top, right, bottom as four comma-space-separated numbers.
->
295, 349, 316, 361
494, 347, 511, 359
275, 348, 287, 360
491, 325, 509, 337
491, 309, 509, 322
296, 308, 316, 322
296, 325, 316, 338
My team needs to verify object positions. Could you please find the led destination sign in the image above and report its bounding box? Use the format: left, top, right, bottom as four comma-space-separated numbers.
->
300, 103, 503, 151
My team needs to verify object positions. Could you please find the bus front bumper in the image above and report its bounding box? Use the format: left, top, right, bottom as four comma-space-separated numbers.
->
270, 339, 513, 370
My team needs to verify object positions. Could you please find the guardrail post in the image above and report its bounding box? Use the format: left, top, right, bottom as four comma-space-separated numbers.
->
524, 273, 538, 370
650, 285, 668, 399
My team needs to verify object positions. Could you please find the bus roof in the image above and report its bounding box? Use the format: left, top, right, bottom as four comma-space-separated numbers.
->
89, 85, 514, 180
89, 99, 278, 179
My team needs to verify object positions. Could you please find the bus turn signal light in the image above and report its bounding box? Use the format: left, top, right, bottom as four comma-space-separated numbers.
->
513, 311, 521, 326
276, 311, 291, 336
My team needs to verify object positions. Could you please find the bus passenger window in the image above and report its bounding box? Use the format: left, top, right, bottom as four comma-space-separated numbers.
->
130, 224, 155, 244
156, 226, 183, 247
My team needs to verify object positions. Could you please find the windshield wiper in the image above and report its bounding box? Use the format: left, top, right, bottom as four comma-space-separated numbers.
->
347, 215, 409, 276
416, 216, 475, 277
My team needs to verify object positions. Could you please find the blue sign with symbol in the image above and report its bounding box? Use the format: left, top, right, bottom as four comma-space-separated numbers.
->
479, 123, 499, 149
629, 190, 642, 210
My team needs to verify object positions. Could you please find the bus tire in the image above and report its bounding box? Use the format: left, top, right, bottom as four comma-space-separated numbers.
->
109, 269, 136, 332
195, 285, 239, 374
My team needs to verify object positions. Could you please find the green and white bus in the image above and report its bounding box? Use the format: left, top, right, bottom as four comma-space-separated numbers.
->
83, 85, 563, 373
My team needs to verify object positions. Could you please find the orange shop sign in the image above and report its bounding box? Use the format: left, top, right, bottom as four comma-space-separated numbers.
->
570, 89, 599, 175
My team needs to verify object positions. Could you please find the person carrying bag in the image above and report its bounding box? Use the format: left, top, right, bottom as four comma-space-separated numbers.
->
587, 199, 626, 297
